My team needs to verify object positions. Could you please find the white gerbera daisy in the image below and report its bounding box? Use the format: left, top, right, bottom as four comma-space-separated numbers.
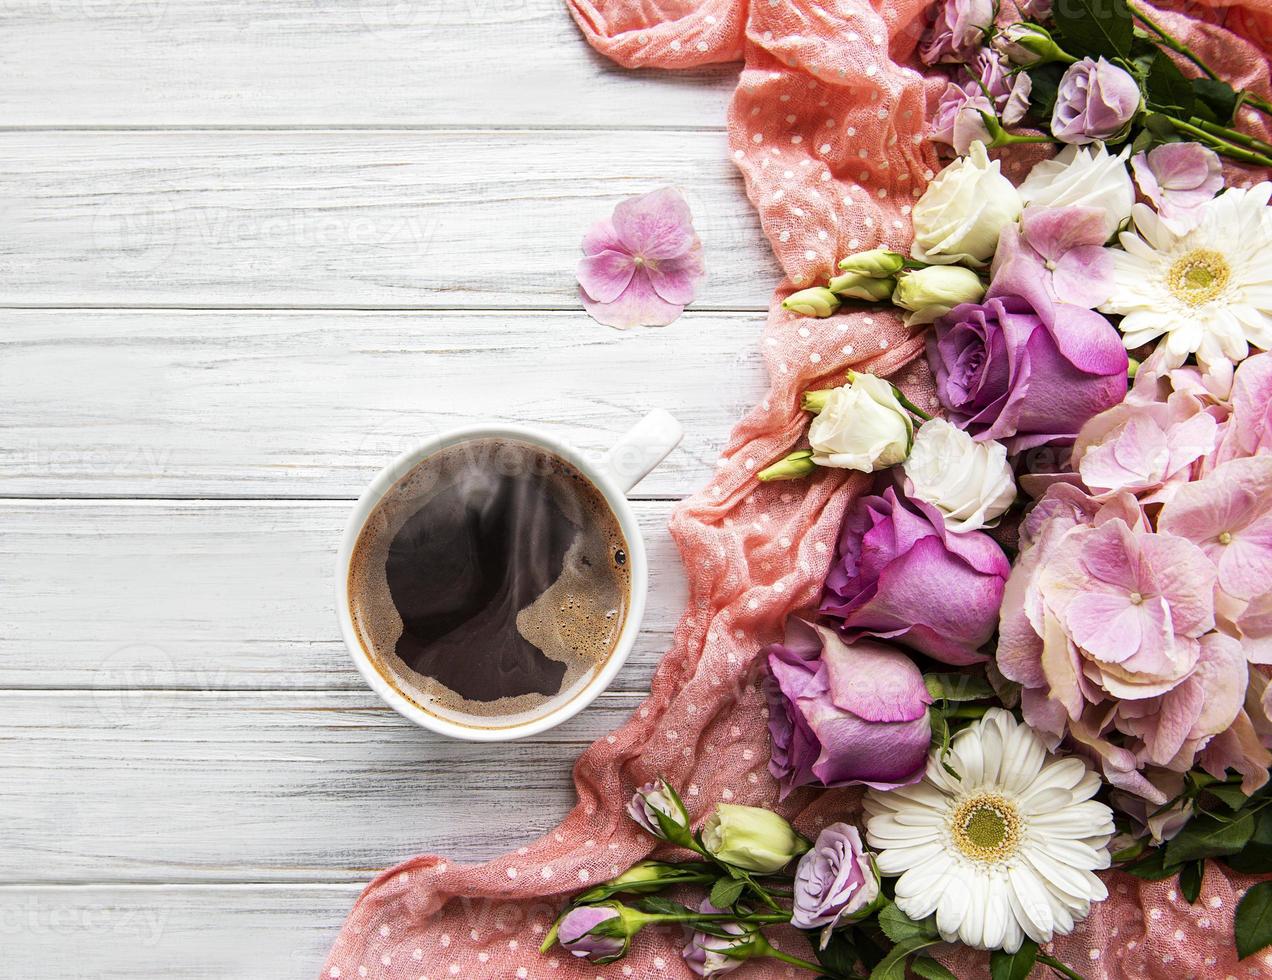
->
1099, 181, 1272, 370
863, 709, 1114, 954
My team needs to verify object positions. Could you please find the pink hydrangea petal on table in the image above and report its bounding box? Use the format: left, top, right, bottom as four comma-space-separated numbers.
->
611, 187, 698, 260
644, 249, 704, 305
576, 186, 703, 329
580, 266, 685, 329
576, 248, 636, 303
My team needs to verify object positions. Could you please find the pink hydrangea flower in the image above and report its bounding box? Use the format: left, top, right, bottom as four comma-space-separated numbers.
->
1070, 385, 1220, 502
1131, 142, 1223, 230
1158, 455, 1272, 606
576, 187, 704, 329
1213, 350, 1272, 464
991, 205, 1114, 308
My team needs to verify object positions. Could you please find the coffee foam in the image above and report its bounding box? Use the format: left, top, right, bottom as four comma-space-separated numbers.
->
347, 438, 630, 729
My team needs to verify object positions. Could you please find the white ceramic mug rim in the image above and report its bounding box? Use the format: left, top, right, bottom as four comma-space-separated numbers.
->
335, 423, 650, 742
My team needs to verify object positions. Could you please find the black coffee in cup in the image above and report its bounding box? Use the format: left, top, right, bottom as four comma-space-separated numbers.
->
347, 438, 630, 729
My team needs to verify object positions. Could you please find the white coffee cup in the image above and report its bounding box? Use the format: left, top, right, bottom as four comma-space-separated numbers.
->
336, 410, 684, 741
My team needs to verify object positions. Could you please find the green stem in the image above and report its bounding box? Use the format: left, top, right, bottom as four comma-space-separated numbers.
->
645, 911, 791, 926
752, 937, 836, 976
945, 705, 990, 720
1129, 0, 1272, 120
1127, 1, 1218, 80
1039, 953, 1087, 980
1163, 117, 1272, 167
1188, 116, 1272, 154
891, 385, 933, 422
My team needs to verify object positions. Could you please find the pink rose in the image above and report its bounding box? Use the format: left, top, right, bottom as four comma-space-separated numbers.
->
1052, 57, 1141, 144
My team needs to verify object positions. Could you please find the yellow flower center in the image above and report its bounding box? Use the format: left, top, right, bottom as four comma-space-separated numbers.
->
1167, 248, 1231, 306
951, 794, 1021, 863
1219, 531, 1233, 545
1129, 591, 1143, 605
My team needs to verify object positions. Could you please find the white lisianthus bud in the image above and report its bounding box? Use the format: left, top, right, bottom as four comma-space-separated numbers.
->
911, 142, 1023, 267
903, 418, 1016, 532
782, 287, 841, 318
702, 803, 810, 874
806, 373, 913, 473
827, 270, 895, 302
837, 249, 905, 278
893, 266, 986, 325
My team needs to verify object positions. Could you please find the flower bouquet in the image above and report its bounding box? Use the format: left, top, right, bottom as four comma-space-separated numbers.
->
540, 10, 1272, 968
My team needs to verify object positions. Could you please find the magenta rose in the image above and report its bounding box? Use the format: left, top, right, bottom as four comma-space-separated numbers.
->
762, 617, 932, 797
1052, 57, 1141, 144
929, 256, 1128, 451
819, 486, 1010, 664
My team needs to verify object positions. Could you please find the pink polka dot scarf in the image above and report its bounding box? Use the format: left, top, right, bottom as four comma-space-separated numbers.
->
322, 0, 1272, 976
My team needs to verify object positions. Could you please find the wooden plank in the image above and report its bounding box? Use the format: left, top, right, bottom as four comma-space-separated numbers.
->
0, 309, 765, 498
0, 500, 686, 692
0, 131, 778, 309
0, 884, 358, 979
0, 690, 644, 882
0, 0, 736, 129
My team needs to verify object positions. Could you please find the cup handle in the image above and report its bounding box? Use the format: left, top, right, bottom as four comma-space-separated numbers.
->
595, 409, 684, 495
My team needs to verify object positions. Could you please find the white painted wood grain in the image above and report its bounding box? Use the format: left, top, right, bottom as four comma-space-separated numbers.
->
0, 0, 736, 129
1, 884, 360, 979
2, 690, 643, 882
0, 310, 766, 498
0, 131, 778, 309
0, 499, 687, 692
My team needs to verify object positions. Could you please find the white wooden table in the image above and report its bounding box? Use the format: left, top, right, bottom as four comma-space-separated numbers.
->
0, 3, 778, 976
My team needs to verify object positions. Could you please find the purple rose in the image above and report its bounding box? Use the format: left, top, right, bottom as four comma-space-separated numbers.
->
763, 617, 932, 797
791, 823, 879, 933
920, 0, 994, 65
557, 905, 626, 963
681, 900, 747, 977
820, 487, 1011, 664
929, 258, 1129, 451
1052, 57, 1141, 144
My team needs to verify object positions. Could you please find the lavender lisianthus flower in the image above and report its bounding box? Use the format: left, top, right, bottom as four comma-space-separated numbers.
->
920, 0, 995, 65
791, 823, 879, 937
762, 617, 933, 796
682, 900, 748, 977
626, 777, 690, 842
1052, 57, 1141, 144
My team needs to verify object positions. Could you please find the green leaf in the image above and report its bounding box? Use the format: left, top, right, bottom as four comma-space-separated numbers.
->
925, 673, 995, 702
878, 902, 939, 944
1192, 77, 1239, 124
634, 896, 690, 916
813, 930, 860, 978
1123, 848, 1182, 881
1236, 881, 1272, 959
708, 876, 745, 910
868, 938, 942, 980
1223, 808, 1272, 874
1179, 861, 1204, 904
911, 958, 958, 980
1054, 0, 1133, 60
1166, 810, 1255, 865
1208, 783, 1253, 810
990, 939, 1039, 980
1027, 62, 1066, 123
1145, 51, 1194, 117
